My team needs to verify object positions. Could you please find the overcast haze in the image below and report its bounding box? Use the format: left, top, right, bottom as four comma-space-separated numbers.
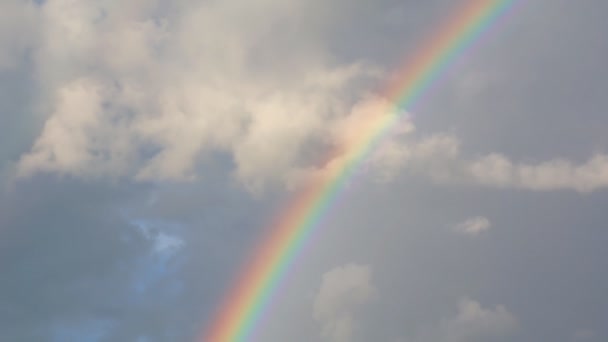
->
1, 0, 608, 341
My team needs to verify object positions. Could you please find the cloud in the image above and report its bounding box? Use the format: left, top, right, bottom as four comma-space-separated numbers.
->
15, 0, 380, 192
368, 132, 461, 183
15, 1, 608, 196
453, 216, 491, 236
392, 298, 517, 342
134, 220, 184, 255
360, 124, 608, 193
313, 264, 376, 342
468, 153, 608, 192
437, 298, 518, 342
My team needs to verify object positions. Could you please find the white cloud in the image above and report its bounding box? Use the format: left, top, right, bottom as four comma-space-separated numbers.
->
438, 298, 518, 342
152, 233, 184, 255
358, 125, 608, 193
453, 216, 491, 236
16, 0, 380, 192
133, 220, 184, 256
18, 78, 135, 179
469, 153, 608, 192
393, 298, 517, 342
13, 0, 608, 197
313, 264, 376, 342
369, 132, 461, 183
285, 96, 411, 189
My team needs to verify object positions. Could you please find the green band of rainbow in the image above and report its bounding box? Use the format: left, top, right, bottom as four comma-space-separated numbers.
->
202, 1, 518, 341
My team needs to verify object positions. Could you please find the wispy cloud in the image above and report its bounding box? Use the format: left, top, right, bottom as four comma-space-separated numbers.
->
453, 216, 491, 236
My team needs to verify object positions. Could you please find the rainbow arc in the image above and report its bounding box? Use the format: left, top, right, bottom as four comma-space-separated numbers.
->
202, 1, 519, 341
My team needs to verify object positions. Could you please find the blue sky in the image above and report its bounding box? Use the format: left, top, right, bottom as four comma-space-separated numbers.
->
1, 0, 608, 341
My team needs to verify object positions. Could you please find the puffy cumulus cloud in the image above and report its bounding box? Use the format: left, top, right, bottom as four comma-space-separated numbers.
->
359, 124, 608, 193
391, 298, 517, 342
230, 64, 379, 191
453, 216, 491, 236
468, 153, 608, 193
18, 0, 608, 195
284, 99, 460, 190
18, 78, 137, 179
285, 96, 410, 188
437, 298, 518, 342
368, 132, 461, 183
15, 0, 381, 191
313, 264, 376, 342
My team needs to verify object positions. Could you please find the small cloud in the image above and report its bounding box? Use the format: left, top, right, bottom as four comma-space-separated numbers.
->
467, 153, 608, 193
398, 298, 518, 342
439, 298, 518, 342
453, 216, 491, 236
153, 233, 184, 254
133, 220, 184, 256
313, 264, 376, 342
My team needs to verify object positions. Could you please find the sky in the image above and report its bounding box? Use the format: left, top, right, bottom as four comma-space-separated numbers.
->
1, 0, 608, 341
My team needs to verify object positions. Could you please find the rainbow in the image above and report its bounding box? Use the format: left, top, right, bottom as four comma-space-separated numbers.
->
202, 1, 518, 341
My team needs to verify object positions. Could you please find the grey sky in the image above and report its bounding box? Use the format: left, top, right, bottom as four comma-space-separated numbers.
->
1, 0, 607, 341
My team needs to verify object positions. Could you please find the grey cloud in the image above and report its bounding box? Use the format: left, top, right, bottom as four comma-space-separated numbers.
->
467, 154, 608, 192
438, 298, 518, 342
453, 216, 491, 236
366, 127, 608, 192
313, 264, 376, 342
392, 299, 518, 342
